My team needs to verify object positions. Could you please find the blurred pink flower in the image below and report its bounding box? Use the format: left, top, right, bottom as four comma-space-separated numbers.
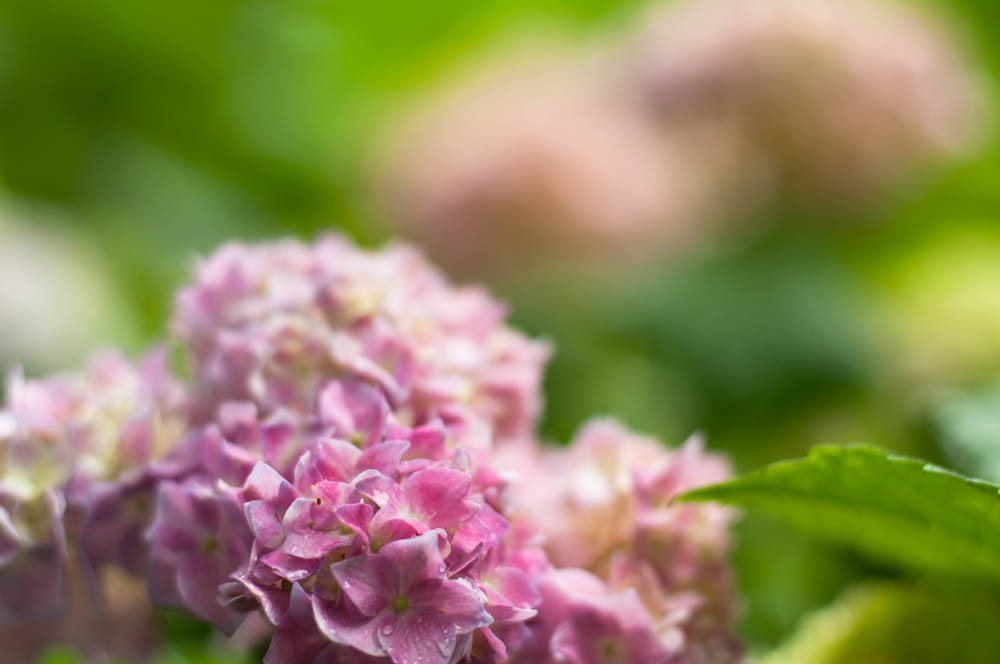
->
497, 421, 740, 663
375, 51, 705, 275
627, 0, 988, 206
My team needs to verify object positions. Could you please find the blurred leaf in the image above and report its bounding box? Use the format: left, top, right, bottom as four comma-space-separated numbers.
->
761, 582, 1000, 664
683, 444, 1000, 581
730, 516, 873, 650
932, 382, 1000, 483
35, 649, 83, 664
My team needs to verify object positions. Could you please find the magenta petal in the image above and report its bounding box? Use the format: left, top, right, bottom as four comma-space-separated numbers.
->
486, 567, 540, 610
315, 481, 363, 509
336, 502, 374, 547
260, 548, 323, 581
229, 571, 291, 625
149, 482, 202, 553
330, 554, 398, 617
312, 595, 385, 657
283, 497, 318, 530
402, 468, 478, 531
312, 438, 363, 483
379, 530, 448, 589
368, 506, 420, 548
245, 462, 297, 512
265, 584, 330, 664
354, 471, 404, 509
246, 500, 286, 549
377, 607, 456, 664
409, 578, 492, 633
487, 604, 537, 623
357, 440, 410, 477
201, 425, 257, 485
177, 553, 245, 634
477, 626, 509, 663
318, 379, 388, 447
284, 529, 355, 560
550, 596, 671, 664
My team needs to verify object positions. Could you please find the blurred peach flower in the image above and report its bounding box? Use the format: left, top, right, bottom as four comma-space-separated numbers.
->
374, 48, 706, 276
627, 0, 988, 206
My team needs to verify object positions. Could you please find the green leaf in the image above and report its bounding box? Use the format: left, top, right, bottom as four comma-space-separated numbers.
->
682, 444, 1000, 581
761, 582, 1000, 664
931, 381, 1000, 483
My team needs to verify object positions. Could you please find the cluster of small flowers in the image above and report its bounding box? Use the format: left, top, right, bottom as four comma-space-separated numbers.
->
0, 235, 740, 663
377, 0, 986, 275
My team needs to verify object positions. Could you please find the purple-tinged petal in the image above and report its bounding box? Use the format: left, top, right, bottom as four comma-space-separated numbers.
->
368, 506, 420, 549
311, 438, 364, 484
312, 595, 385, 657
244, 462, 297, 512
265, 584, 331, 664
223, 573, 291, 625
482, 566, 540, 610
330, 554, 398, 617
283, 528, 355, 561
336, 502, 374, 548
549, 591, 671, 664
402, 468, 478, 531
486, 603, 537, 623
379, 530, 449, 590
201, 425, 257, 486
409, 577, 492, 633
357, 440, 410, 477
446, 542, 482, 577
318, 380, 388, 448
314, 481, 363, 510
246, 500, 286, 549
450, 504, 508, 562
260, 548, 323, 582
177, 552, 245, 634
354, 471, 405, 510
149, 482, 203, 554
376, 607, 456, 664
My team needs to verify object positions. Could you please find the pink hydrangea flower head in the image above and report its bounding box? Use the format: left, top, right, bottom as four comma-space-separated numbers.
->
627, 0, 989, 205
172, 235, 550, 440
499, 421, 741, 663
375, 48, 707, 275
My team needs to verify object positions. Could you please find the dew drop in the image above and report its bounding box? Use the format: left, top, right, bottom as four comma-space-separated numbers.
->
381, 624, 394, 636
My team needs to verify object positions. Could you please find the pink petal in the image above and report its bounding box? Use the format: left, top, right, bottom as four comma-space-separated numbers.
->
409, 577, 492, 633
177, 553, 245, 634
330, 554, 398, 617
484, 566, 540, 610
318, 379, 388, 447
244, 462, 297, 512
357, 440, 410, 477
312, 595, 385, 657
265, 584, 331, 664
246, 500, 285, 549
376, 607, 456, 664
354, 471, 405, 509
379, 530, 449, 590
403, 468, 478, 531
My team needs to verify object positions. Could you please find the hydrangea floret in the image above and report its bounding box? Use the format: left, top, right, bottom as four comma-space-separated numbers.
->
0, 234, 742, 664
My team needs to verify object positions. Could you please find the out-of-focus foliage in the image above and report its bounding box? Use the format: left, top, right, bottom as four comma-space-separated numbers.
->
931, 381, 1000, 483
762, 583, 1000, 663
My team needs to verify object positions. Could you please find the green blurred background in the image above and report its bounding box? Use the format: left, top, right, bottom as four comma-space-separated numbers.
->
4, 0, 1000, 660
